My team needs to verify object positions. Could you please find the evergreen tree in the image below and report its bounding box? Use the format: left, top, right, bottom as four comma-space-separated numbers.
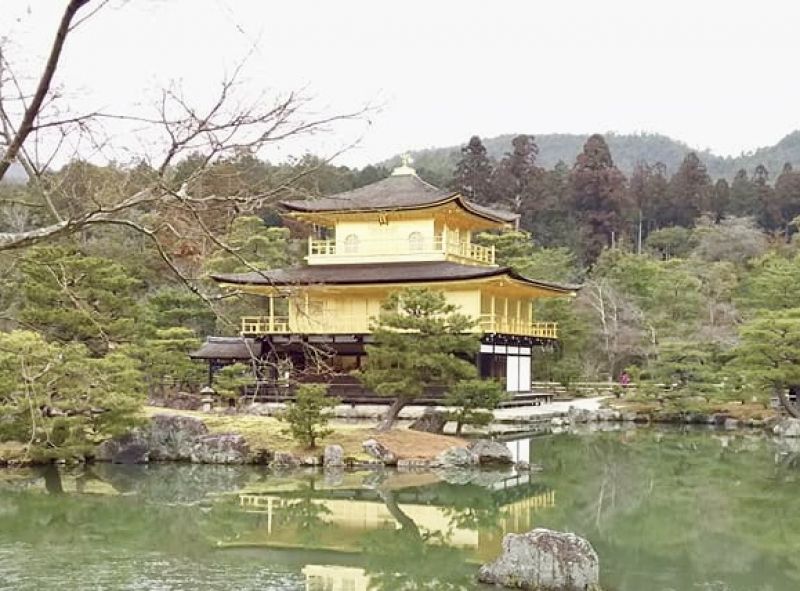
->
773, 163, 800, 238
729, 168, 757, 217
492, 134, 542, 212
0, 331, 144, 461
710, 178, 730, 223
569, 134, 628, 264
629, 161, 668, 250
753, 164, 780, 231
358, 289, 478, 431
450, 136, 495, 205
279, 384, 337, 449
18, 246, 144, 356
662, 152, 711, 227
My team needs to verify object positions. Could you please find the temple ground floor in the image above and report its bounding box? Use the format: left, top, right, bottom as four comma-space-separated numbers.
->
191, 332, 559, 405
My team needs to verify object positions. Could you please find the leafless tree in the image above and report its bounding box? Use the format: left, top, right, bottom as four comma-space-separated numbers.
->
0, 0, 369, 300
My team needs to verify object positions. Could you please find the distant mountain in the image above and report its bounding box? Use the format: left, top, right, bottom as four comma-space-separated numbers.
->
383, 131, 800, 180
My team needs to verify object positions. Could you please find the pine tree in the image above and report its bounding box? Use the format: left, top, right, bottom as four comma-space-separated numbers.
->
569, 134, 627, 264
753, 164, 779, 231
18, 246, 144, 356
358, 289, 478, 431
450, 136, 495, 205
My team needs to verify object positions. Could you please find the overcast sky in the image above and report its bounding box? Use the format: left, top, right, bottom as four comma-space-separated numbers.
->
4, 0, 800, 167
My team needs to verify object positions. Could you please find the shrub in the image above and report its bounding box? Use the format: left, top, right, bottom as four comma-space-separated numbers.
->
445, 379, 506, 435
279, 384, 337, 449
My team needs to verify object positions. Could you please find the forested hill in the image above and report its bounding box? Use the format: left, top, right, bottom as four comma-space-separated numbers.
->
386, 131, 800, 179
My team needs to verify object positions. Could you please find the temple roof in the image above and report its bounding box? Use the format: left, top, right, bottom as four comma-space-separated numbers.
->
189, 336, 259, 360
211, 261, 578, 294
280, 173, 518, 225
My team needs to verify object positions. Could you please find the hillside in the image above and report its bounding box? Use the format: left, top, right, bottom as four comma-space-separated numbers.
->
384, 131, 800, 180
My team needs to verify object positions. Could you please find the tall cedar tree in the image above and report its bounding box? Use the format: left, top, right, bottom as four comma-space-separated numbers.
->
358, 289, 478, 431
710, 178, 730, 223
773, 163, 800, 238
492, 134, 542, 212
754, 165, 779, 231
629, 161, 668, 250
570, 134, 627, 264
662, 152, 711, 227
450, 136, 495, 205
729, 169, 757, 217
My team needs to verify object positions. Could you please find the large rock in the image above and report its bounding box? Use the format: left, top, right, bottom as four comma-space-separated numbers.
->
478, 528, 601, 591
95, 431, 150, 464
270, 451, 301, 469
773, 417, 800, 438
409, 408, 448, 434
362, 439, 397, 464
190, 434, 249, 464
323, 444, 345, 467
468, 439, 513, 465
148, 414, 209, 461
431, 446, 477, 468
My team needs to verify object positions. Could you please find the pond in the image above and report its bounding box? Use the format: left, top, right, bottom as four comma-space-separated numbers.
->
1, 428, 799, 590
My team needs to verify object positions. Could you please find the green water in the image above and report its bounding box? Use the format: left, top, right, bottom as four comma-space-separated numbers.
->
1, 429, 799, 590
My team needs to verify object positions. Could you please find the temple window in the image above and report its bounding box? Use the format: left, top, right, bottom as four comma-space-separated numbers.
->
408, 231, 424, 251
344, 233, 359, 253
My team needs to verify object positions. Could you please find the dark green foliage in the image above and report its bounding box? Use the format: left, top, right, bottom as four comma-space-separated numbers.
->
450, 135, 495, 205
18, 246, 144, 355
732, 309, 800, 411
279, 384, 336, 449
0, 330, 144, 460
660, 152, 711, 227
569, 134, 627, 264
358, 288, 479, 430
445, 379, 506, 435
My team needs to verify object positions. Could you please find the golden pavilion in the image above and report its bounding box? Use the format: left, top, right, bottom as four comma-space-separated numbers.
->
192, 159, 577, 398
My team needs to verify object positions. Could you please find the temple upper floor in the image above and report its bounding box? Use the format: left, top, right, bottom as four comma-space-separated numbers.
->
280, 163, 518, 267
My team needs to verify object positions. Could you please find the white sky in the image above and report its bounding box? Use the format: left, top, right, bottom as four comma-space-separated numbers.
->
4, 0, 800, 167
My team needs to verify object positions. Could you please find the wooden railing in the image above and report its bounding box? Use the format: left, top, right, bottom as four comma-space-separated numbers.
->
479, 315, 558, 338
242, 313, 558, 338
307, 235, 495, 265
241, 315, 290, 334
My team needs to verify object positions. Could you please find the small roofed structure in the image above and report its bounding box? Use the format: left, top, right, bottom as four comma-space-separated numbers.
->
189, 336, 260, 361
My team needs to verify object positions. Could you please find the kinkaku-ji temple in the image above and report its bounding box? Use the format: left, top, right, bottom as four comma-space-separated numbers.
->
191, 158, 578, 401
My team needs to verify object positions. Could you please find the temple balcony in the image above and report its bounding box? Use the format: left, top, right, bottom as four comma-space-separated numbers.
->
306, 235, 495, 266
241, 313, 557, 339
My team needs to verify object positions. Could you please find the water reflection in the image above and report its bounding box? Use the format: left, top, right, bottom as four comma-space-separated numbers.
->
229, 460, 553, 590
2, 431, 800, 590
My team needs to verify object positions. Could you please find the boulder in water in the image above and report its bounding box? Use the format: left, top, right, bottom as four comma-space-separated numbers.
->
190, 434, 249, 464
468, 439, 513, 465
323, 444, 344, 467
478, 528, 601, 590
362, 439, 397, 464
774, 417, 800, 438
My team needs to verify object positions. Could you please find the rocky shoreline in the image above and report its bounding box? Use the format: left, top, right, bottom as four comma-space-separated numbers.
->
3, 407, 800, 468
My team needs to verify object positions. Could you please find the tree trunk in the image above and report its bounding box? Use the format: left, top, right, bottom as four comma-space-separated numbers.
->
377, 398, 405, 431
455, 421, 463, 436
377, 489, 421, 538
777, 387, 800, 418
41, 465, 64, 495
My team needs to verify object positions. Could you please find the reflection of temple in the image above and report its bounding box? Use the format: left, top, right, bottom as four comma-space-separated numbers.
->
302, 565, 370, 591
228, 477, 555, 563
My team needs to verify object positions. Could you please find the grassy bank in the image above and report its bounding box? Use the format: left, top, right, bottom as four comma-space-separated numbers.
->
143, 406, 465, 461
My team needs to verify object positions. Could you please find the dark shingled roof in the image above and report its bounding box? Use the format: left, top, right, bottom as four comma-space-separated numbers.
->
211, 261, 578, 294
280, 173, 518, 224
189, 337, 259, 360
